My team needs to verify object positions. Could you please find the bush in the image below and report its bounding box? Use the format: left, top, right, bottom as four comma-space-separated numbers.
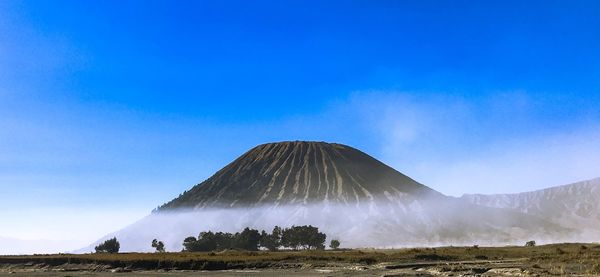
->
95, 237, 120, 253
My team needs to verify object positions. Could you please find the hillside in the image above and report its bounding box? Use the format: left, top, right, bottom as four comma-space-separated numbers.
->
461, 177, 600, 237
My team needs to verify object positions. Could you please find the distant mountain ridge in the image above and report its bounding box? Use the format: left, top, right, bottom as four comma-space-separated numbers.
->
461, 177, 600, 235
159, 141, 442, 210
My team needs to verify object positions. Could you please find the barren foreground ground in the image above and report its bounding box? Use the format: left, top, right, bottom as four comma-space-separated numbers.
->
2, 243, 600, 276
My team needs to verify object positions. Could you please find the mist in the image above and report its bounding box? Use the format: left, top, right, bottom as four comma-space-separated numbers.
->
79, 196, 596, 253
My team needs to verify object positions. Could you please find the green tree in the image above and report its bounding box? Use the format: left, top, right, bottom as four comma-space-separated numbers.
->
281, 225, 326, 250
95, 237, 120, 253
260, 226, 282, 251
182, 236, 198, 252
329, 239, 340, 250
151, 239, 166, 252
525, 240, 536, 247
233, 227, 261, 251
213, 232, 234, 250
183, 236, 197, 244
195, 231, 218, 251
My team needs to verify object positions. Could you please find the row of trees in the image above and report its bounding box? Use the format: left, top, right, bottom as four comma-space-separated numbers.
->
96, 235, 536, 254
183, 225, 330, 252
95, 225, 340, 253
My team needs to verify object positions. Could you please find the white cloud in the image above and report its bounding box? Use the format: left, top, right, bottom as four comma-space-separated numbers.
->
422, 127, 600, 196
340, 91, 600, 196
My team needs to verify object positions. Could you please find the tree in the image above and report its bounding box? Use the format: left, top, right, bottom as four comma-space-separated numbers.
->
183, 236, 198, 252
233, 227, 261, 251
306, 226, 326, 250
151, 239, 166, 252
183, 236, 197, 244
213, 232, 234, 250
329, 239, 340, 250
525, 240, 536, 247
194, 231, 218, 251
281, 225, 326, 250
260, 226, 282, 251
95, 237, 120, 253
281, 226, 299, 250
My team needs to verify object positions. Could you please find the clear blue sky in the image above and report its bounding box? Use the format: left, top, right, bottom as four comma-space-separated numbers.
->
1, 1, 600, 244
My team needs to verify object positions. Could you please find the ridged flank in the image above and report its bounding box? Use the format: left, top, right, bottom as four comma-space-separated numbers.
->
159, 141, 441, 210
461, 177, 600, 228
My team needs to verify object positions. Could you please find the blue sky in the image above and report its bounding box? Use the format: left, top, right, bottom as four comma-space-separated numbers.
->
1, 1, 600, 246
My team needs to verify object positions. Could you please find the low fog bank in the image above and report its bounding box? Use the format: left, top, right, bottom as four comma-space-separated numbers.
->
79, 198, 598, 253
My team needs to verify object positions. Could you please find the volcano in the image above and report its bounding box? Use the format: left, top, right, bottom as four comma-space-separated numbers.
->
159, 141, 442, 210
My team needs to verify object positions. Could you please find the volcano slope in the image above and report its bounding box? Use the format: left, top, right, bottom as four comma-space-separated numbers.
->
158, 141, 443, 209
87, 141, 571, 252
